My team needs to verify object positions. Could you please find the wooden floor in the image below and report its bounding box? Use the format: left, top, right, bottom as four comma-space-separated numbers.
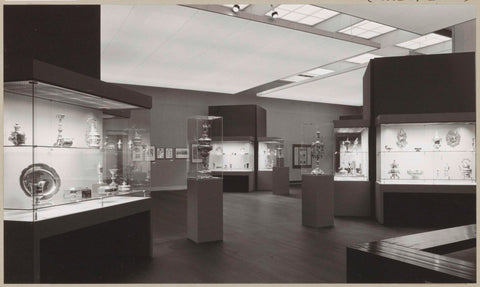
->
106, 187, 431, 284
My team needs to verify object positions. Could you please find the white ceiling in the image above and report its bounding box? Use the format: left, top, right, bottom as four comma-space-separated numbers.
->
320, 4, 476, 35
258, 67, 367, 106
101, 5, 374, 94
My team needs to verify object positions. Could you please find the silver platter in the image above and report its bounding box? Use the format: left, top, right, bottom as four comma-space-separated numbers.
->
446, 129, 461, 148
19, 163, 61, 200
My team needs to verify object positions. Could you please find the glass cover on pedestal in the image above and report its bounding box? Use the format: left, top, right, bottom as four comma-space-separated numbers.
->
4, 81, 151, 222
258, 138, 285, 171
334, 127, 369, 181
377, 122, 476, 185
299, 122, 333, 175
187, 116, 223, 179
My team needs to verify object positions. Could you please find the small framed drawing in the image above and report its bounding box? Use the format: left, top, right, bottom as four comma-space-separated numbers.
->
165, 148, 174, 159
156, 147, 165, 159
191, 144, 202, 163
132, 146, 144, 162
175, 148, 189, 159
292, 144, 312, 169
144, 145, 155, 161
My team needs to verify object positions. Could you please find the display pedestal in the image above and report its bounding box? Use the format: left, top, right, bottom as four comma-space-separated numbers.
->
257, 170, 273, 190
187, 177, 223, 243
272, 167, 289, 195
302, 174, 334, 228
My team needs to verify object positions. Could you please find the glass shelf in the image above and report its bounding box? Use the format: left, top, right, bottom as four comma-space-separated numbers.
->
4, 145, 103, 150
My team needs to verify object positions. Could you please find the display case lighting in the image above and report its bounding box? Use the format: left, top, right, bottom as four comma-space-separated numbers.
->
395, 33, 451, 50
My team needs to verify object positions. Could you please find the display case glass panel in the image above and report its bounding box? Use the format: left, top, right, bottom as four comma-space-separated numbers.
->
300, 122, 333, 175
334, 127, 369, 181
4, 81, 151, 221
210, 140, 253, 172
258, 138, 285, 171
187, 116, 223, 178
377, 122, 475, 185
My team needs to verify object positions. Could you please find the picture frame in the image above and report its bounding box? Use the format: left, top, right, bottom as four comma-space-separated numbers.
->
144, 145, 155, 161
156, 147, 165, 159
132, 146, 144, 162
191, 144, 202, 163
292, 144, 312, 169
175, 147, 189, 159
165, 147, 174, 159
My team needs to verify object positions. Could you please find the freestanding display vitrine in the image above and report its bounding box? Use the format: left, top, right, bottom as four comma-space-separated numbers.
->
257, 137, 287, 191
300, 123, 334, 228
4, 61, 153, 283
333, 119, 370, 216
186, 116, 223, 243
375, 113, 476, 226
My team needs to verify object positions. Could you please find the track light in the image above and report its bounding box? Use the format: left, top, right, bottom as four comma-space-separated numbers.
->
232, 4, 240, 13
271, 11, 279, 19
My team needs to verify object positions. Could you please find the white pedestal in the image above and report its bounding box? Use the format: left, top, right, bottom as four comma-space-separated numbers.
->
187, 177, 223, 243
302, 174, 334, 228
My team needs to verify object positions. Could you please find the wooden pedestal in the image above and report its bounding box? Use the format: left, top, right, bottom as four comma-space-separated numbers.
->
272, 167, 289, 195
302, 174, 334, 228
187, 177, 223, 243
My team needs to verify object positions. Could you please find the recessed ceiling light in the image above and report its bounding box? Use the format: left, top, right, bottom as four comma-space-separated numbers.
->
222, 4, 249, 11
396, 33, 451, 50
338, 20, 396, 39
264, 5, 338, 26
345, 53, 382, 64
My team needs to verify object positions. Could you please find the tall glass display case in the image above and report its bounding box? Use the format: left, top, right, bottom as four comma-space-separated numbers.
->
377, 122, 475, 185
187, 116, 223, 179
4, 81, 151, 222
258, 137, 285, 171
300, 122, 334, 227
332, 120, 370, 217
334, 127, 369, 181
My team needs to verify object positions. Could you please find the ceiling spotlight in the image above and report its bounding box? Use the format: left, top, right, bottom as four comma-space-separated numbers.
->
271, 11, 279, 19
232, 4, 240, 13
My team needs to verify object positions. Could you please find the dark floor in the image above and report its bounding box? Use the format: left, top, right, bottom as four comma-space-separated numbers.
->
122, 188, 431, 283
45, 187, 435, 283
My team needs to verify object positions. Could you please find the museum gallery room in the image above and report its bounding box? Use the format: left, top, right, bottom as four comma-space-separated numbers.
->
3, 3, 477, 284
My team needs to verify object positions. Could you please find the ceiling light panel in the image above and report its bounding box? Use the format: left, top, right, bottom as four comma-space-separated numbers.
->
396, 33, 451, 50
101, 5, 374, 94
345, 53, 382, 64
283, 75, 313, 83
259, 68, 367, 106
338, 20, 396, 39
304, 67, 333, 76
264, 5, 339, 26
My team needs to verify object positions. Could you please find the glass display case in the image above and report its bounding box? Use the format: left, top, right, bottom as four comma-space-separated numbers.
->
377, 122, 476, 185
258, 137, 284, 171
210, 137, 254, 172
299, 122, 333, 175
334, 127, 369, 181
187, 116, 223, 178
4, 80, 151, 222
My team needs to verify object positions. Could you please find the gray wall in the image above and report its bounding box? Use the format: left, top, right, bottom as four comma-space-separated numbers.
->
453, 19, 475, 53
121, 84, 361, 188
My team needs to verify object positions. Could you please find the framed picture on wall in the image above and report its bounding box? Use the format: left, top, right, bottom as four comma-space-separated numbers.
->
165, 148, 174, 159
175, 148, 189, 159
191, 144, 202, 163
292, 144, 312, 168
156, 147, 165, 159
132, 146, 144, 162
144, 145, 155, 161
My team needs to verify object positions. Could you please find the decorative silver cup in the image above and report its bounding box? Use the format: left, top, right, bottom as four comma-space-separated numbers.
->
311, 130, 326, 175
197, 122, 213, 178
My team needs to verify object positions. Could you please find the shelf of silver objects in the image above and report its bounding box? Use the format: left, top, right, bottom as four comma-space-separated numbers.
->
4, 190, 148, 222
